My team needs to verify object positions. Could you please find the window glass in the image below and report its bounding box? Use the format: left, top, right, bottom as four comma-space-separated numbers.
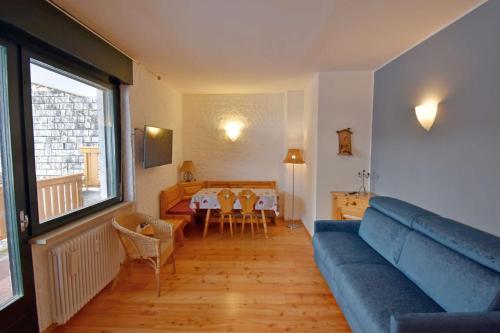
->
30, 60, 117, 223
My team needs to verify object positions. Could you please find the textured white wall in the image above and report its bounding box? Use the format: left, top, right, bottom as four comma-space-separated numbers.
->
183, 94, 286, 188
315, 71, 374, 219
129, 63, 183, 217
302, 75, 319, 234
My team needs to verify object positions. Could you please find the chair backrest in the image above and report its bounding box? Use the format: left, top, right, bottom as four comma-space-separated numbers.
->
238, 189, 257, 214
113, 212, 150, 231
217, 189, 235, 214
112, 212, 160, 259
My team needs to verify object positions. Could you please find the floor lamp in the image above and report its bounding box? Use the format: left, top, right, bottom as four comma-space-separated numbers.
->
283, 148, 305, 229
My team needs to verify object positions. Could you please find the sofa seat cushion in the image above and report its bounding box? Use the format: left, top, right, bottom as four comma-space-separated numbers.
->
335, 263, 443, 333
166, 199, 195, 215
313, 232, 389, 270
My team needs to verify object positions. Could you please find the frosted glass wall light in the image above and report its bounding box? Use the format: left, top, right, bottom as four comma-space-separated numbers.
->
415, 103, 438, 131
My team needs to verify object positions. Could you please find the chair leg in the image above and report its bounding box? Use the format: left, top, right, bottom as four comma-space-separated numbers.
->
155, 268, 160, 297
241, 214, 246, 235
261, 210, 268, 239
250, 214, 254, 237
229, 215, 233, 239
110, 260, 126, 292
256, 215, 260, 231
203, 209, 211, 238
220, 214, 224, 235
171, 252, 176, 274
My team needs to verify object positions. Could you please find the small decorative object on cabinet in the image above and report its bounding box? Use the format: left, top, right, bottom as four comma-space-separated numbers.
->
336, 128, 353, 155
331, 191, 374, 220
357, 169, 370, 194
180, 160, 195, 182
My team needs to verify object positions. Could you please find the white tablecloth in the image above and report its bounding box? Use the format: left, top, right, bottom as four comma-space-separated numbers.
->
190, 188, 279, 214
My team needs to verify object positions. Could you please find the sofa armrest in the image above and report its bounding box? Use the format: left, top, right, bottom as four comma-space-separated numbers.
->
390, 312, 500, 333
314, 220, 361, 234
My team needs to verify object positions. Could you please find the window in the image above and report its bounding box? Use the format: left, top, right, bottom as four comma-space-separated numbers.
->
28, 57, 120, 230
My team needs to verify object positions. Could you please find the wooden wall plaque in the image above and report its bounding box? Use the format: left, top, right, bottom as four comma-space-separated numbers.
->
336, 128, 353, 155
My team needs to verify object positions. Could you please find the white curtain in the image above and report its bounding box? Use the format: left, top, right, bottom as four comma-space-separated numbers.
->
120, 84, 135, 202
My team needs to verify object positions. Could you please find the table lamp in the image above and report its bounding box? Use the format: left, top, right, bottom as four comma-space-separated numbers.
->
283, 149, 305, 229
180, 160, 195, 182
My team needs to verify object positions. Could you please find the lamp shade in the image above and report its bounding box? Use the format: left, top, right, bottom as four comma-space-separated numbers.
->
180, 160, 195, 172
283, 149, 305, 164
415, 103, 438, 131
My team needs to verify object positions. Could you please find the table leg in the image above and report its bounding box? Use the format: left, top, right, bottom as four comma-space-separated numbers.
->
203, 209, 211, 238
261, 210, 268, 239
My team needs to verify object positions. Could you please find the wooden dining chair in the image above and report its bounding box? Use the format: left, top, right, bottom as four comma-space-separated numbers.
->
216, 189, 236, 238
238, 189, 257, 237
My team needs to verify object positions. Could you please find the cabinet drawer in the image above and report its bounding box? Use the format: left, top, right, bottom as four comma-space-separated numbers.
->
335, 196, 367, 208
341, 206, 365, 220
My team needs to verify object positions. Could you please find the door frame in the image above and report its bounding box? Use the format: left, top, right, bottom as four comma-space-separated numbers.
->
0, 35, 39, 332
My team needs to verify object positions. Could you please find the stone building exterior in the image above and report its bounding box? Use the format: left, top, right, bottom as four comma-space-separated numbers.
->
31, 83, 100, 179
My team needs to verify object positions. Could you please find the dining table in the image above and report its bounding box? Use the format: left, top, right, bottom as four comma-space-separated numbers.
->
189, 187, 279, 237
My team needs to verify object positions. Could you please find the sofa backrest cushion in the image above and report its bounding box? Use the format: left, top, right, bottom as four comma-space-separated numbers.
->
413, 215, 500, 273
359, 207, 411, 265
398, 231, 500, 312
369, 196, 436, 228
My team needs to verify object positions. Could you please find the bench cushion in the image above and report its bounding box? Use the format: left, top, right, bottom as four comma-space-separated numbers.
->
335, 263, 443, 333
166, 199, 195, 215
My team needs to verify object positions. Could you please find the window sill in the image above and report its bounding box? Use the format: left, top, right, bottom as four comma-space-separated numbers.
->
30, 201, 134, 246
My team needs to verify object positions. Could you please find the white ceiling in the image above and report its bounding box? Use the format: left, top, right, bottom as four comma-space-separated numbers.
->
51, 0, 484, 93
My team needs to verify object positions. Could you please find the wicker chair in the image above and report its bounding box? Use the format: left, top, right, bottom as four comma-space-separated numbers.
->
112, 212, 176, 297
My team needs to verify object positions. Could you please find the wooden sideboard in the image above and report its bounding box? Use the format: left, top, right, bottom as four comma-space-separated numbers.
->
331, 191, 374, 220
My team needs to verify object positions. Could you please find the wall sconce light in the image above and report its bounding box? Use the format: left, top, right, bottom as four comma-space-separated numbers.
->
224, 121, 243, 142
415, 103, 438, 131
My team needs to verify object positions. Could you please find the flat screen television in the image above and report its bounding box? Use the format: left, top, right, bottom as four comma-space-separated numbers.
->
143, 125, 173, 169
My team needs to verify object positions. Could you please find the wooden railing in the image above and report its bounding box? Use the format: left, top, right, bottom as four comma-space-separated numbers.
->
80, 147, 100, 187
37, 173, 84, 222
0, 174, 84, 239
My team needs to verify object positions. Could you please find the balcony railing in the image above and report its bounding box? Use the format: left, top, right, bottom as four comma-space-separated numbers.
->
0, 173, 84, 238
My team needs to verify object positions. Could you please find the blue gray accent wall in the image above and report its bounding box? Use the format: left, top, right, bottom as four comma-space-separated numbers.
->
371, 0, 500, 236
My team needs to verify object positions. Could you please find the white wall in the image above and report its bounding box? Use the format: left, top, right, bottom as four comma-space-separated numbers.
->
129, 63, 183, 217
315, 71, 374, 219
182, 93, 286, 188
302, 74, 319, 234
283, 91, 305, 221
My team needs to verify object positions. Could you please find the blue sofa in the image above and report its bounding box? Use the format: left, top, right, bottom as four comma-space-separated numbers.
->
313, 196, 500, 333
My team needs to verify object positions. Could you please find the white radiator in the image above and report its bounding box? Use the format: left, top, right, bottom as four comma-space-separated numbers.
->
48, 222, 120, 324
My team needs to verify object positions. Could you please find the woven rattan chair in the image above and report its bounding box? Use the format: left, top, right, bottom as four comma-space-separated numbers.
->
112, 212, 175, 297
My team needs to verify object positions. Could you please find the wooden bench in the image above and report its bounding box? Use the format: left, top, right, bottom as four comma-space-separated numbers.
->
160, 180, 281, 226
159, 181, 205, 224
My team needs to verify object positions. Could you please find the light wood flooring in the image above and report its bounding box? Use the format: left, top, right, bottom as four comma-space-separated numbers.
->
55, 220, 351, 333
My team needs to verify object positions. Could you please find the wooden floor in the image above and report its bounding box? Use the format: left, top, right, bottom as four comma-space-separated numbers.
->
55, 220, 351, 333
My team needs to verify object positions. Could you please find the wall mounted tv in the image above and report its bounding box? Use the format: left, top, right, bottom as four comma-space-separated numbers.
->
143, 125, 173, 169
